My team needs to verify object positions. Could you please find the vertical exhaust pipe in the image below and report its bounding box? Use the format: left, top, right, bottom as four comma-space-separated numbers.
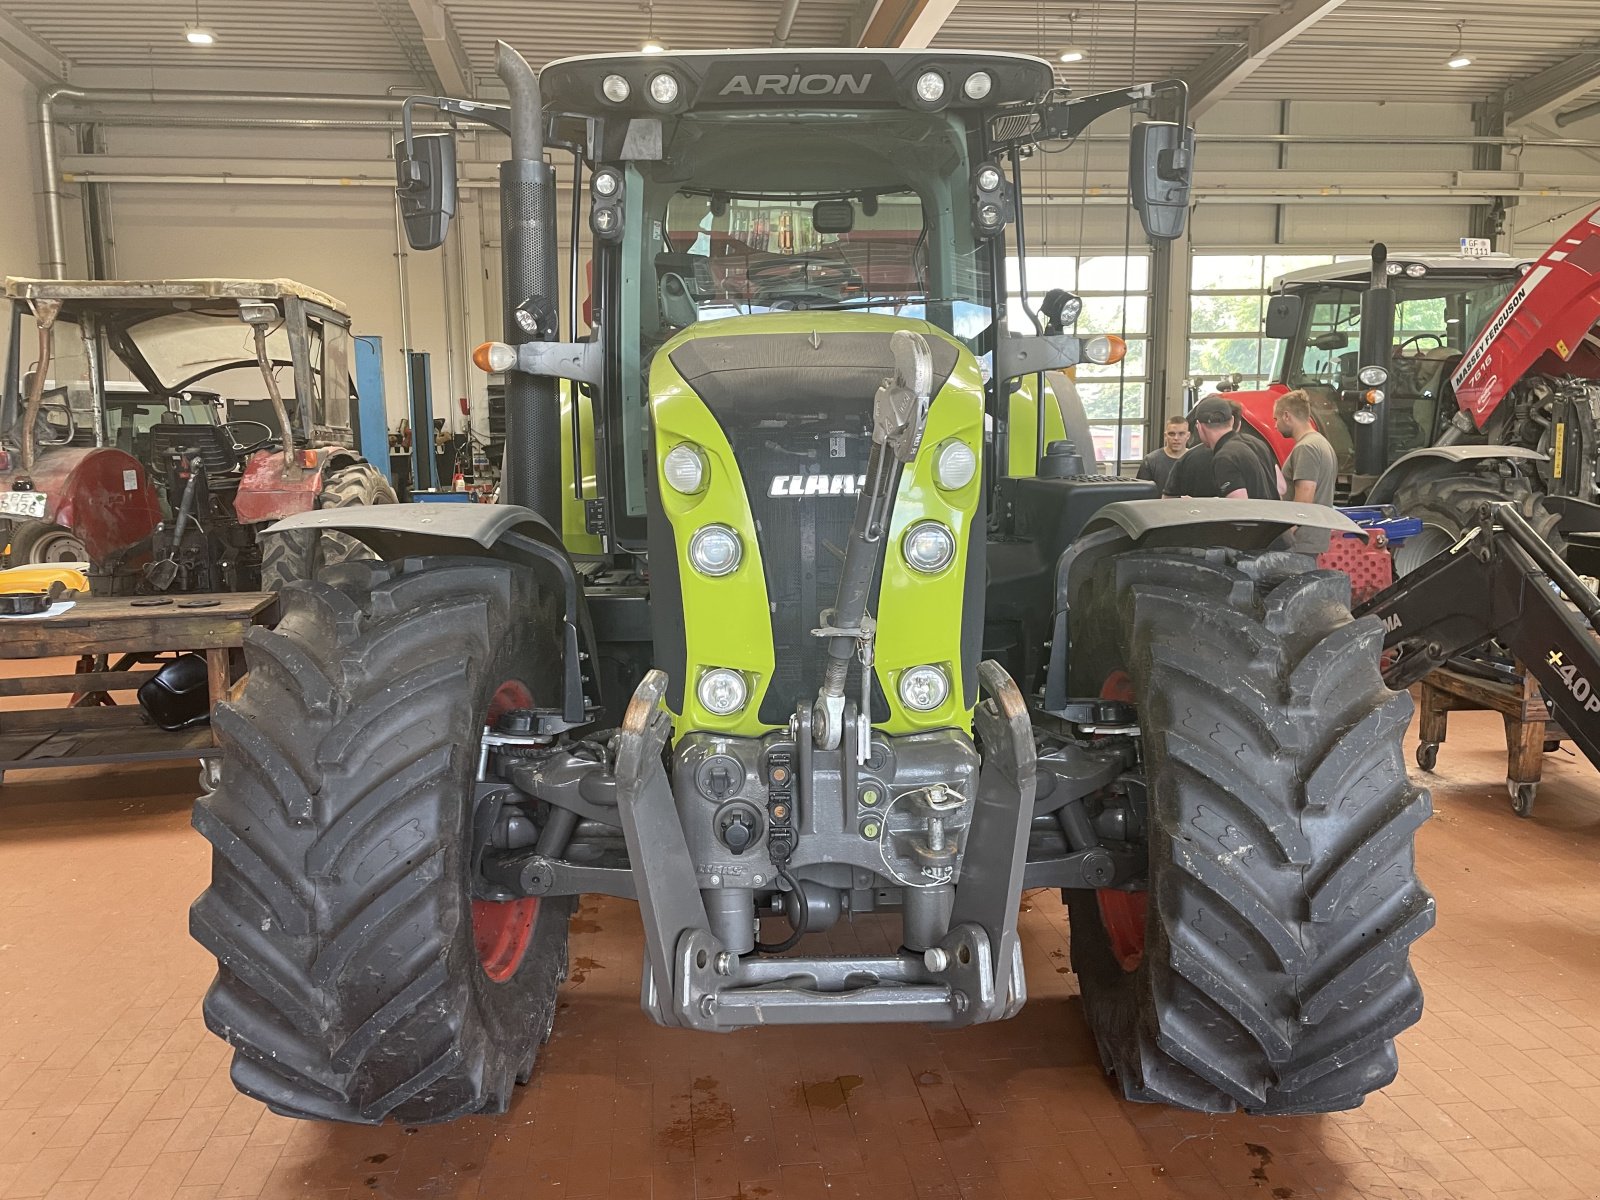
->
496, 40, 561, 523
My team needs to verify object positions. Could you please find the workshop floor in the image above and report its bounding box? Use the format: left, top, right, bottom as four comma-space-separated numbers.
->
3, 707, 1600, 1200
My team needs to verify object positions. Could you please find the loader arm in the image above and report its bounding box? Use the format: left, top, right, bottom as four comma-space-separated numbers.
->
1360, 501, 1600, 770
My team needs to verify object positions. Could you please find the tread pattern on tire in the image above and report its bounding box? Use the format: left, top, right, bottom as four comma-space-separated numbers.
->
191, 558, 569, 1124
1390, 469, 1561, 575
1068, 548, 1435, 1114
258, 462, 397, 592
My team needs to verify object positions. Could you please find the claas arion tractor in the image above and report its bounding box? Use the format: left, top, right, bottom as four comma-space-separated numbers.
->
191, 45, 1432, 1123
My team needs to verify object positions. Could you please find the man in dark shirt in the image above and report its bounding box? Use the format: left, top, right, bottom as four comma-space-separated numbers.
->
1190, 395, 1275, 499
1162, 444, 1216, 498
1137, 415, 1189, 493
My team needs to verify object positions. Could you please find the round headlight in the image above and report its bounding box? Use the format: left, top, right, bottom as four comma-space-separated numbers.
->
898, 665, 950, 712
663, 443, 707, 494
914, 71, 946, 104
1358, 365, 1389, 387
1385, 261, 1404, 276
963, 71, 993, 100
1405, 262, 1428, 278
698, 668, 748, 716
513, 306, 539, 335
688, 524, 741, 576
1353, 408, 1377, 425
592, 169, 621, 198
976, 165, 1002, 193
903, 521, 956, 574
602, 74, 631, 103
977, 202, 1003, 228
593, 208, 619, 234
934, 438, 978, 490
648, 72, 680, 106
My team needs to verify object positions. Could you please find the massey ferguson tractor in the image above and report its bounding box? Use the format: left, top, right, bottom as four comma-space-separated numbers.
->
1224, 208, 1600, 571
0, 278, 393, 591
191, 45, 1431, 1123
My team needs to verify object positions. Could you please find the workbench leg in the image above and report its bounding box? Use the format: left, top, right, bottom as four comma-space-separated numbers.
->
206, 649, 231, 748
1416, 683, 1449, 773
1504, 713, 1544, 818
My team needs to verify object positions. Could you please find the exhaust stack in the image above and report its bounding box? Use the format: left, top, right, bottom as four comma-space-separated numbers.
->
496, 40, 561, 523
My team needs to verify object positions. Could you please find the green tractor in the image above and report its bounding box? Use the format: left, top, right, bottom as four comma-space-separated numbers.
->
191, 45, 1432, 1123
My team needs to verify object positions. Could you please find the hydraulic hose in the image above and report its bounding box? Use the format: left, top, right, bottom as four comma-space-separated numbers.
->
754, 863, 810, 954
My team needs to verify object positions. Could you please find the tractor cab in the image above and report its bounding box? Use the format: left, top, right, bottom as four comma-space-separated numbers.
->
1224, 253, 1527, 485
0, 278, 385, 589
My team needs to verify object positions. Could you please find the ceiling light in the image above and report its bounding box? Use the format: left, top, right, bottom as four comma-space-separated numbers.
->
1059, 10, 1087, 63
641, 36, 665, 53
1445, 21, 1471, 69
184, 26, 215, 44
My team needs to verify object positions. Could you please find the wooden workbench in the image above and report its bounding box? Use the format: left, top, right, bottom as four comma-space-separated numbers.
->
1415, 663, 1561, 818
0, 592, 277, 782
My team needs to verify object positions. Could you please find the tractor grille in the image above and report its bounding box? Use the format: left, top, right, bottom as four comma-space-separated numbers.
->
722, 413, 876, 725
666, 329, 960, 726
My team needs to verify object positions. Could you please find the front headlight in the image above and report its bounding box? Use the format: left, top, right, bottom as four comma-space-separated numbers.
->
697, 668, 748, 716
902, 521, 956, 574
898, 665, 950, 712
934, 439, 978, 490
1358, 365, 1389, 387
688, 524, 742, 576
663, 443, 708, 494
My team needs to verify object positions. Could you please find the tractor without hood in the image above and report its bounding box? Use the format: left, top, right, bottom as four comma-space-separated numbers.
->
1226, 207, 1600, 570
0, 278, 393, 590
192, 42, 1431, 1125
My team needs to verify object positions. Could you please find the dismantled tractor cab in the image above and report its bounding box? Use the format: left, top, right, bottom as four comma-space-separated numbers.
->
0, 278, 392, 590
192, 45, 1432, 1125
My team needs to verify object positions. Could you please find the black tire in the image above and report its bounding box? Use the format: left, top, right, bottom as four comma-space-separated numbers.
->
258, 462, 397, 591
1390, 468, 1560, 576
1066, 548, 1435, 1114
7, 518, 87, 564
191, 556, 570, 1124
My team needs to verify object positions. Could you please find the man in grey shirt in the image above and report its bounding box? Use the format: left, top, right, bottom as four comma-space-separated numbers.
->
1274, 389, 1338, 554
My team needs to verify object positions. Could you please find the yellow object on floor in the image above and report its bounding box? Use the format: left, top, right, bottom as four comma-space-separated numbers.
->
0, 562, 90, 594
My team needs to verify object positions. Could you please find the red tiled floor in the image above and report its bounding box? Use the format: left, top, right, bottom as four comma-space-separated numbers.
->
3, 705, 1600, 1199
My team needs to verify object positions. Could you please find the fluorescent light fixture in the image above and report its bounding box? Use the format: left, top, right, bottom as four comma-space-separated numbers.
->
184, 26, 215, 44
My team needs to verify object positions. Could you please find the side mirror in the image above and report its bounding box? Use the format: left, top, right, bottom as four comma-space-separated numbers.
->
1130, 120, 1195, 241
395, 133, 458, 251
1264, 294, 1302, 340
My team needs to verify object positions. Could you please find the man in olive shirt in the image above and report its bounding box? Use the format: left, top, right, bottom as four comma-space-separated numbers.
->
1274, 388, 1339, 553
1190, 396, 1275, 500
1137, 415, 1189, 493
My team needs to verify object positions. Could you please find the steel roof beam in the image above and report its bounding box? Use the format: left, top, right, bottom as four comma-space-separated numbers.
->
0, 11, 68, 86
405, 0, 474, 96
1185, 0, 1349, 118
856, 0, 962, 48
1504, 51, 1600, 126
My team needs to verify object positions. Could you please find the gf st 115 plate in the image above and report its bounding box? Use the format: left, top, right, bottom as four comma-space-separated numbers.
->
0, 491, 47, 518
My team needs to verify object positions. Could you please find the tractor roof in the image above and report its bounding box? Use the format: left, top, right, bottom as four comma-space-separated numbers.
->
1272, 254, 1532, 291
538, 48, 1055, 120
4, 277, 348, 316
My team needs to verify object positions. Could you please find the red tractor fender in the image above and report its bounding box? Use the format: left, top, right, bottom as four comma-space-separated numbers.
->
1213, 384, 1296, 463
1451, 204, 1600, 429
0, 446, 161, 562
233, 451, 327, 524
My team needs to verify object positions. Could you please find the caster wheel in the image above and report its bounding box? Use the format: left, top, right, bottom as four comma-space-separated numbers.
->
1415, 742, 1439, 772
1510, 782, 1538, 818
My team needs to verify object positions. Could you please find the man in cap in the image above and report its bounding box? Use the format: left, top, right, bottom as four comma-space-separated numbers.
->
1189, 395, 1276, 500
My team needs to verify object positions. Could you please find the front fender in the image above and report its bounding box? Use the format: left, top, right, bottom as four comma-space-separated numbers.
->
1366, 445, 1546, 507
271, 503, 600, 725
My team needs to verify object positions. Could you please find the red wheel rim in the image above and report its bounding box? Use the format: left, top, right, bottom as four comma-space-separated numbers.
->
1096, 671, 1146, 972
472, 680, 540, 983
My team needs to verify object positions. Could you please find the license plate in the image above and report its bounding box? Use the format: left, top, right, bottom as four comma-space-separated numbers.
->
0, 491, 46, 518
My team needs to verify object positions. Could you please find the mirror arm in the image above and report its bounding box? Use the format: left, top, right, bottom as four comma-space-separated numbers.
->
507, 340, 605, 387
996, 334, 1085, 381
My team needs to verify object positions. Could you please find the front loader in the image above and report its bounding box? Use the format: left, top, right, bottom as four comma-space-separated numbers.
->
191, 44, 1432, 1124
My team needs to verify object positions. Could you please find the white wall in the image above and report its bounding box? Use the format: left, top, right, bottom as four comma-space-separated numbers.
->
0, 56, 41, 278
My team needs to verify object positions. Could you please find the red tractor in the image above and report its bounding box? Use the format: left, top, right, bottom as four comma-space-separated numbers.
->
1222, 206, 1600, 570
0, 278, 393, 591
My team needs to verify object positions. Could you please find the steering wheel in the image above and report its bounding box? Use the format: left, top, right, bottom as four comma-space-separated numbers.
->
224, 420, 276, 452
1396, 333, 1447, 357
